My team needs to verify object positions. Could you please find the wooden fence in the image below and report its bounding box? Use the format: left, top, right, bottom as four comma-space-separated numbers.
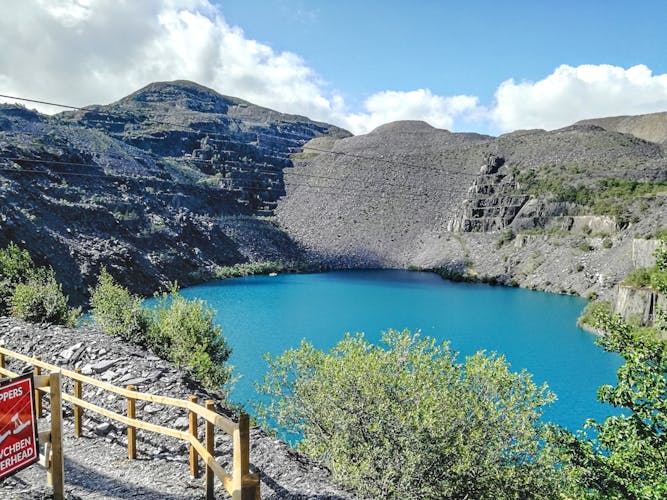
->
0, 347, 259, 500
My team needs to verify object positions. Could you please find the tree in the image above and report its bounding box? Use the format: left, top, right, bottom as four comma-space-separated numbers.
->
550, 240, 667, 498
150, 286, 233, 390
257, 330, 563, 499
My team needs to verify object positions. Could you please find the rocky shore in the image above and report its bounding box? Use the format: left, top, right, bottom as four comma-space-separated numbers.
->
0, 317, 354, 499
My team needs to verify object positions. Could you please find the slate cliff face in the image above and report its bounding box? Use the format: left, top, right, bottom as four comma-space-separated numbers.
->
2, 81, 666, 304
277, 121, 667, 299
0, 81, 350, 303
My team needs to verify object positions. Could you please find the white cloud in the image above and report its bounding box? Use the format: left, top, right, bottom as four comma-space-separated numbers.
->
491, 64, 667, 132
0, 0, 484, 135
0, 0, 343, 123
343, 90, 482, 134
1, 2, 667, 136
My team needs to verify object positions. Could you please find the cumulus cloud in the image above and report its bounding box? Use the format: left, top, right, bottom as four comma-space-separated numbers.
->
343, 90, 482, 134
1, 2, 667, 136
491, 64, 667, 132
0, 0, 343, 123
0, 0, 482, 134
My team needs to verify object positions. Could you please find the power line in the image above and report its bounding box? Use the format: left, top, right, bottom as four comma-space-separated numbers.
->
0, 164, 434, 203
0, 92, 483, 178
0, 146, 461, 196
3, 92, 664, 198
0, 155, 438, 201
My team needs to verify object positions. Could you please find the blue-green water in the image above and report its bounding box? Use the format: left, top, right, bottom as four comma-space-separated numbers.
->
172, 270, 622, 431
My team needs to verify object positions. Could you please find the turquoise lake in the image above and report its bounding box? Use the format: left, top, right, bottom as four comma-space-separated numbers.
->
174, 269, 623, 432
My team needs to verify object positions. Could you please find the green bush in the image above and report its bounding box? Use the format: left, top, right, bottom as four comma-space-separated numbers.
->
577, 300, 612, 328
550, 309, 667, 498
214, 261, 287, 279
150, 287, 232, 390
90, 268, 150, 343
577, 241, 594, 252
257, 330, 562, 499
623, 267, 656, 288
10, 268, 80, 326
0, 243, 35, 314
89, 272, 233, 391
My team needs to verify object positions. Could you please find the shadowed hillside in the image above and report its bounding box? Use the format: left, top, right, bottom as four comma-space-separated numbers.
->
0, 81, 350, 303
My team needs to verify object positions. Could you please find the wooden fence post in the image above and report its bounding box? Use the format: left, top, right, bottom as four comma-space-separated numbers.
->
205, 399, 215, 500
127, 385, 137, 460
47, 371, 64, 500
232, 413, 255, 500
189, 395, 199, 478
34, 355, 43, 417
74, 368, 83, 437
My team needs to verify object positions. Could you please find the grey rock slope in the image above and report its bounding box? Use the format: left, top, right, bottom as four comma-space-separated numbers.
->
576, 111, 667, 144
0, 81, 350, 304
277, 121, 667, 299
0, 316, 354, 499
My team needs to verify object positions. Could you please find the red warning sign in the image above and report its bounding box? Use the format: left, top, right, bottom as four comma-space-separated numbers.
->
0, 374, 39, 479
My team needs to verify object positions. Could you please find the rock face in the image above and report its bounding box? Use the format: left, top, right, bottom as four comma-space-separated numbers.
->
277, 121, 490, 268
633, 238, 663, 268
449, 155, 530, 232
277, 121, 667, 299
2, 82, 667, 304
0, 81, 350, 304
615, 285, 665, 325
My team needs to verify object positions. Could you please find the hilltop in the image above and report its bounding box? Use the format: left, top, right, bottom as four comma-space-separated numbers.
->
0, 81, 350, 303
1, 81, 666, 304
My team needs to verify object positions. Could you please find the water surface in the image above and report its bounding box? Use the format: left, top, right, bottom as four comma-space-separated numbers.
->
174, 270, 622, 431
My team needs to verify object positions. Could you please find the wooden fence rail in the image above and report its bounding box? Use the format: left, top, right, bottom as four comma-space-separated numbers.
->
0, 346, 259, 500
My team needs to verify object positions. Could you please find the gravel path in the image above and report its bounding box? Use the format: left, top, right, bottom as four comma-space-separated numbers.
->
0, 317, 354, 499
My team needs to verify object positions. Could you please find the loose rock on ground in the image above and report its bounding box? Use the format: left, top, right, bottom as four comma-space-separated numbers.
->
0, 317, 354, 499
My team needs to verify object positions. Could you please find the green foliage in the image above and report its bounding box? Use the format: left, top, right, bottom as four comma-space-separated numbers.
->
578, 241, 594, 252
214, 261, 287, 279
90, 268, 150, 343
516, 173, 667, 218
623, 267, 656, 288
257, 330, 562, 499
150, 286, 232, 390
549, 310, 667, 499
10, 268, 80, 326
621, 241, 667, 292
577, 300, 612, 328
89, 271, 232, 391
0, 243, 35, 314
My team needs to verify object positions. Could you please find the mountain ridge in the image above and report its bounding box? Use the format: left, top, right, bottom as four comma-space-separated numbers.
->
1, 80, 666, 304
576, 111, 667, 144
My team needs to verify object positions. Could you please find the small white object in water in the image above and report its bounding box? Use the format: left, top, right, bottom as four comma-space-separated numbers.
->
269, 272, 278, 277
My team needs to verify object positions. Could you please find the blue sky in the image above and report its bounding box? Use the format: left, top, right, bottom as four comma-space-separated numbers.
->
218, 0, 667, 105
1, 0, 667, 135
